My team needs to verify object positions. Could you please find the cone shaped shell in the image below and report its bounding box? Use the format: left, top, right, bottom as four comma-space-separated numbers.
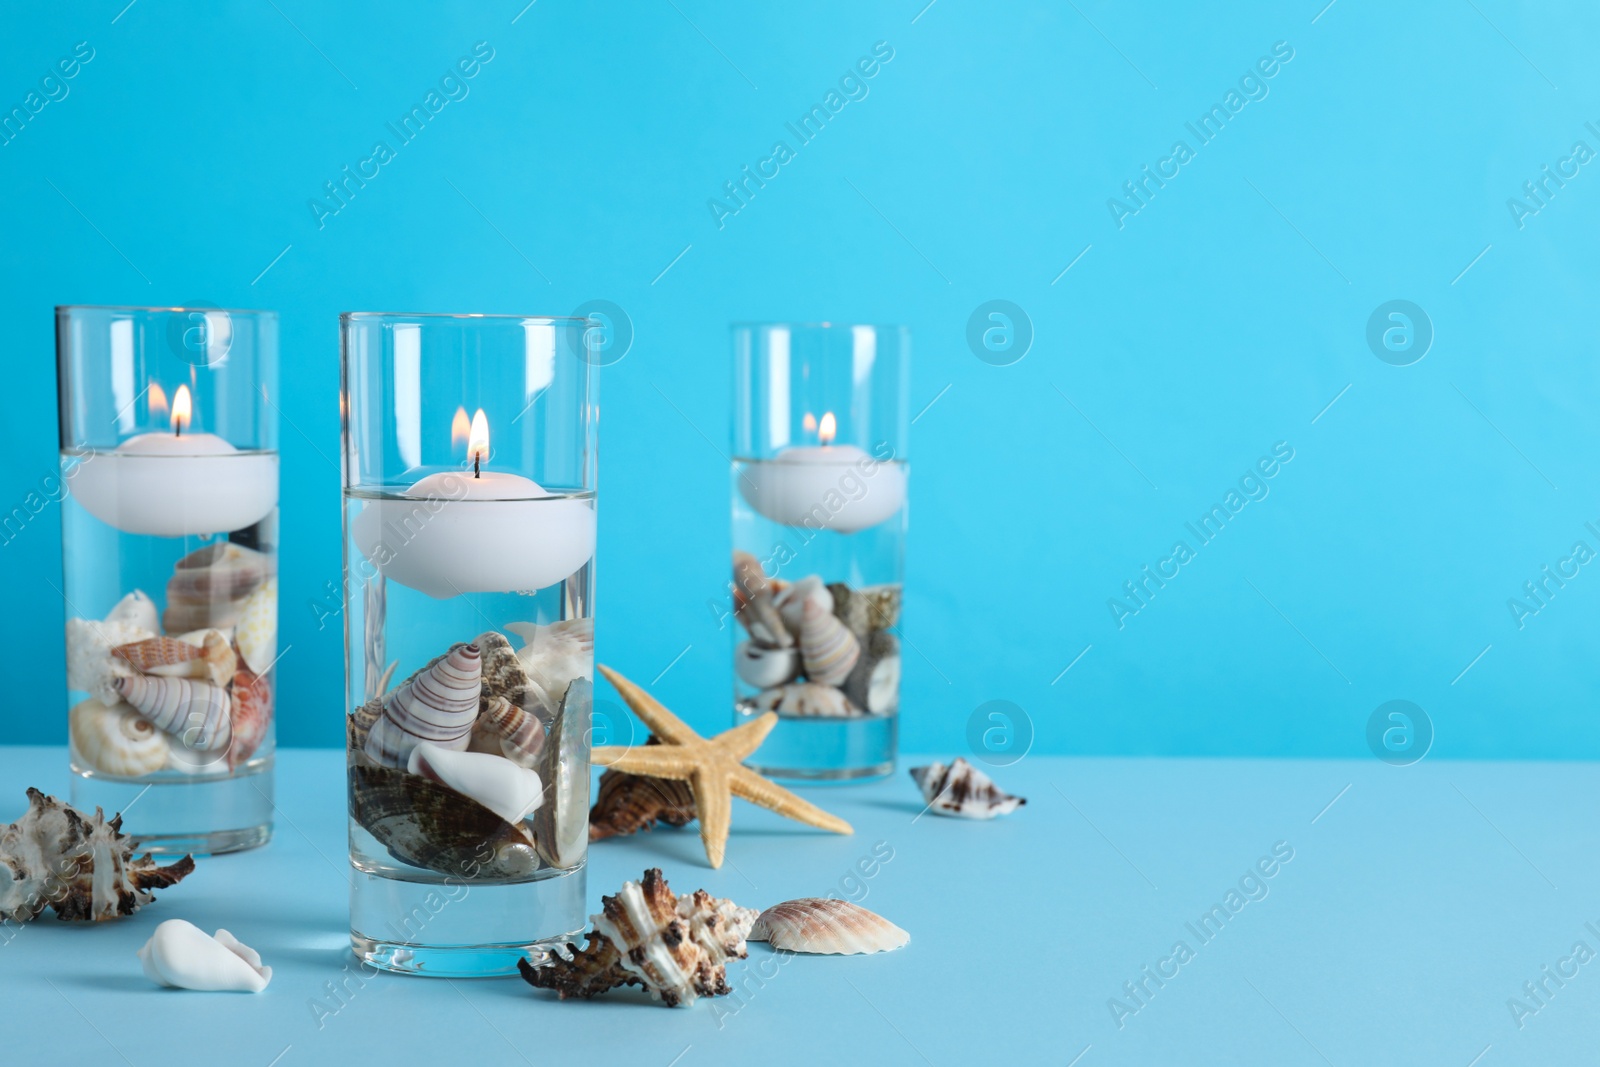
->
138, 919, 271, 992
798, 598, 859, 686
114, 675, 232, 753
483, 695, 546, 767
749, 898, 908, 955
363, 643, 482, 768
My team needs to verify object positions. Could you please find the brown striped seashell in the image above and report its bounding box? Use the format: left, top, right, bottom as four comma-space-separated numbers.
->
113, 631, 237, 688
481, 695, 546, 767
162, 542, 270, 633
348, 758, 539, 879
797, 597, 860, 686
749, 898, 909, 955
909, 757, 1025, 819
362, 643, 482, 769
113, 675, 232, 753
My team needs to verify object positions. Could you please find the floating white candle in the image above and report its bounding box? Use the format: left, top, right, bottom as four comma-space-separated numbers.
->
739, 412, 906, 533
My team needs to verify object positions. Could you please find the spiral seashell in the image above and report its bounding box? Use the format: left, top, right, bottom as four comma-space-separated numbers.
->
482, 695, 546, 767
114, 675, 232, 753
139, 920, 271, 992
774, 575, 833, 639
162, 542, 270, 633
69, 697, 169, 777
797, 597, 860, 686
734, 640, 800, 689
362, 644, 482, 769
228, 664, 272, 770
749, 898, 909, 955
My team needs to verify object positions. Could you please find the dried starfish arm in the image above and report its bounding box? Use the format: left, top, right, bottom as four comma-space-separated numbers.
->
693, 766, 733, 868
592, 745, 696, 778
597, 665, 701, 746
730, 767, 853, 836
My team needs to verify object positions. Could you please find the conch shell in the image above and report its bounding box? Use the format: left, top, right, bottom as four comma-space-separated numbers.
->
749, 898, 909, 955
138, 919, 271, 992
588, 763, 697, 841
518, 867, 757, 1007
909, 757, 1025, 819
797, 597, 860, 686
113, 675, 232, 753
0, 788, 194, 922
363, 644, 482, 769
69, 698, 170, 777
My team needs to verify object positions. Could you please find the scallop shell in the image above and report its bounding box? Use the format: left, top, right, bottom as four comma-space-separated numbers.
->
518, 867, 757, 1007
113, 675, 232, 753
0, 788, 194, 923
112, 631, 236, 688
775, 575, 833, 638
481, 695, 546, 767
407, 742, 543, 825
69, 698, 170, 777
105, 590, 159, 633
749, 898, 909, 955
138, 920, 271, 992
162, 542, 270, 633
505, 618, 593, 701
798, 597, 860, 686
734, 640, 800, 689
909, 757, 1026, 819
533, 678, 591, 870
753, 682, 860, 718
842, 631, 900, 715
362, 643, 482, 769
233, 577, 277, 675
348, 758, 540, 878
66, 617, 152, 704
228, 663, 272, 770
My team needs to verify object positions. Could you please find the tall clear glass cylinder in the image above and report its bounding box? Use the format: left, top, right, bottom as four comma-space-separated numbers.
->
731, 323, 910, 782
56, 305, 279, 855
341, 312, 597, 977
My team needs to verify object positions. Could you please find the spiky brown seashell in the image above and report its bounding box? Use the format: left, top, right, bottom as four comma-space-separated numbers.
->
749, 898, 909, 954
588, 762, 697, 842
348, 758, 538, 879
518, 868, 757, 1007
0, 788, 194, 923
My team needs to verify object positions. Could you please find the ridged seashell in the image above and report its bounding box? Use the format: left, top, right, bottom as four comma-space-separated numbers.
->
482, 695, 546, 768
228, 664, 272, 770
506, 618, 593, 703
66, 617, 153, 704
105, 590, 159, 633
828, 581, 902, 639
233, 577, 277, 676
348, 759, 540, 878
749, 898, 909, 955
533, 678, 591, 870
112, 631, 236, 688
0, 788, 194, 923
909, 757, 1026, 819
477, 631, 557, 726
734, 640, 800, 689
114, 675, 232, 753
408, 742, 543, 825
69, 698, 170, 777
138, 920, 271, 992
775, 575, 833, 638
519, 868, 757, 1007
362, 644, 482, 769
753, 682, 860, 718
732, 552, 792, 649
162, 542, 270, 633
798, 597, 860, 686
842, 631, 900, 715
588, 764, 697, 841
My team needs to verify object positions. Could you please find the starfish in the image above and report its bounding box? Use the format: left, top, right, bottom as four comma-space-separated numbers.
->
592, 665, 853, 868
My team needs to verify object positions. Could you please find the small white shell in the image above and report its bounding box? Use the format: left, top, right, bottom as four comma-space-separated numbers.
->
138, 919, 271, 992
774, 575, 833, 637
66, 617, 153, 704
105, 590, 160, 633
408, 742, 544, 825
750, 898, 909, 955
734, 641, 800, 689
69, 698, 170, 777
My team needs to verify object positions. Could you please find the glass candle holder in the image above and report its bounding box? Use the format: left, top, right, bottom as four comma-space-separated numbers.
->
731, 322, 910, 782
56, 305, 279, 855
341, 312, 597, 977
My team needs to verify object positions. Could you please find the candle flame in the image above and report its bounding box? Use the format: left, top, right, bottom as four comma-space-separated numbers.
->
451, 406, 471, 449
818, 411, 837, 445
148, 382, 169, 419
171, 384, 192, 435
802, 411, 817, 435
468, 409, 490, 469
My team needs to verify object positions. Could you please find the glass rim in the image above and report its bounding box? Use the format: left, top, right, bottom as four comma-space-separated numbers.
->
731, 321, 907, 331
56, 304, 277, 317
340, 311, 594, 324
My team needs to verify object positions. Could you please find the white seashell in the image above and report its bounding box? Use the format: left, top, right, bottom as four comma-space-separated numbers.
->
363, 644, 482, 769
749, 898, 909, 955
505, 618, 593, 700
162, 542, 271, 633
234, 577, 277, 676
407, 742, 543, 825
909, 757, 1025, 819
797, 597, 860, 686
66, 617, 153, 704
114, 675, 232, 753
105, 590, 159, 633
138, 920, 271, 992
734, 640, 800, 689
69, 698, 169, 777
843, 631, 900, 715
774, 576, 833, 638
752, 682, 860, 718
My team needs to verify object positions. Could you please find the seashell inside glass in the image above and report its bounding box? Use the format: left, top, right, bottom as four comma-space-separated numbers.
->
56, 306, 280, 855
341, 312, 598, 977
730, 323, 910, 781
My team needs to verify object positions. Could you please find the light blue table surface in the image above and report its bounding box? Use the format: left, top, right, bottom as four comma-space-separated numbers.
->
1, 746, 1594, 1066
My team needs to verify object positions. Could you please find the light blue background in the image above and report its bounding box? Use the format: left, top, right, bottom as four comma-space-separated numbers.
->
1, 0, 1593, 758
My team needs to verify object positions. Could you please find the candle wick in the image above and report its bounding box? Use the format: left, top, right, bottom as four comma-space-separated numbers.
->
174, 418, 183, 438
473, 453, 480, 479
